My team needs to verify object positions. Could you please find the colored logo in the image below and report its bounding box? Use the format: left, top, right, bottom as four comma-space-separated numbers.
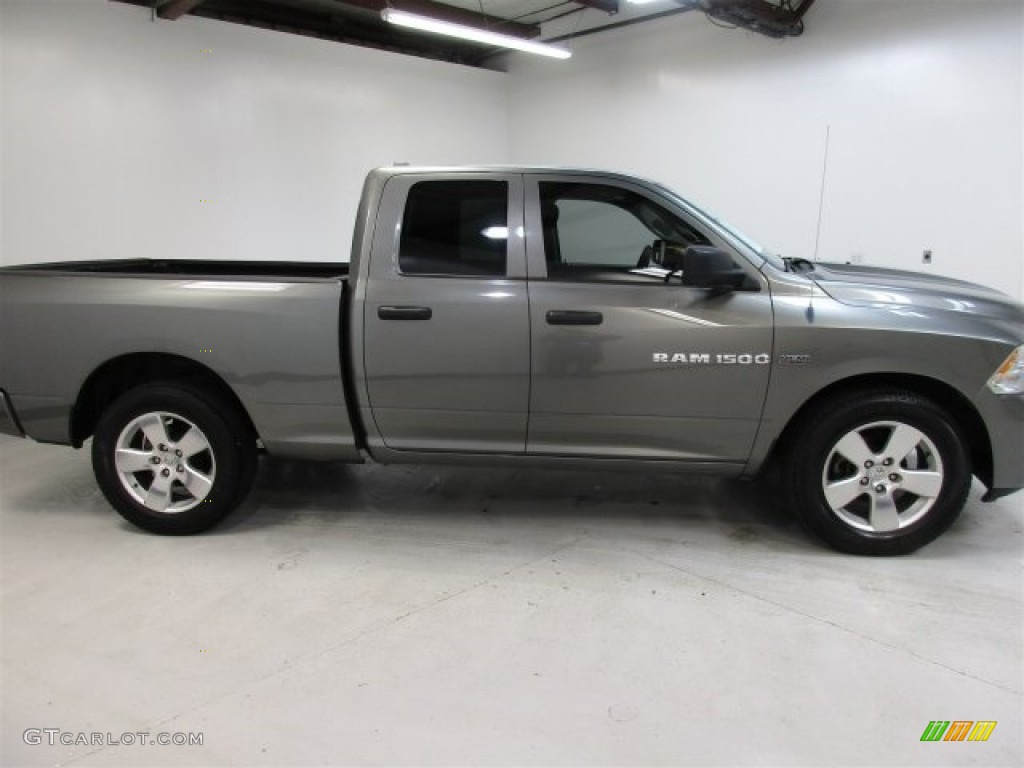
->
920, 721, 996, 742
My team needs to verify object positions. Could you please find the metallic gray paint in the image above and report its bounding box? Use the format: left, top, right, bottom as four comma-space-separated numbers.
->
522, 172, 772, 462
0, 272, 360, 461
812, 262, 1024, 325
1, 166, 1022, 497
361, 172, 530, 454
747, 264, 1024, 491
0, 389, 25, 438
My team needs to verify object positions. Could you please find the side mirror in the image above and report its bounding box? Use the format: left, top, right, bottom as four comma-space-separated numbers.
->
679, 246, 748, 291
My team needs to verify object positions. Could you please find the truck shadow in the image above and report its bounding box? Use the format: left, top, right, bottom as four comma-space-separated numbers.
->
1, 439, 1006, 557
220, 456, 811, 552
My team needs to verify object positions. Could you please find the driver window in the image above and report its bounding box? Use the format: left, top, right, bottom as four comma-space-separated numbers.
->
539, 181, 710, 283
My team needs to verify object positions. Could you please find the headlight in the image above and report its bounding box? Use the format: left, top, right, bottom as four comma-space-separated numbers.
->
987, 345, 1024, 395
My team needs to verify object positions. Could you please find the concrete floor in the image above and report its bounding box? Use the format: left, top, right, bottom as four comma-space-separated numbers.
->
1, 434, 1021, 767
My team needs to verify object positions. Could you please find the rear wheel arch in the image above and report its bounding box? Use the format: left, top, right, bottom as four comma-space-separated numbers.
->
766, 373, 992, 487
71, 353, 258, 448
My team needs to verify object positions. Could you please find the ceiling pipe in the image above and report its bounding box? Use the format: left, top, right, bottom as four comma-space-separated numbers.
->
575, 0, 620, 13
156, 0, 206, 20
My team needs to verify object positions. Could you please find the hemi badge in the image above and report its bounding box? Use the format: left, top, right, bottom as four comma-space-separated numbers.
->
780, 354, 811, 365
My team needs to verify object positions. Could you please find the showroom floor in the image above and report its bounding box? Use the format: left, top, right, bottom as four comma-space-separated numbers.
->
1, 434, 1021, 767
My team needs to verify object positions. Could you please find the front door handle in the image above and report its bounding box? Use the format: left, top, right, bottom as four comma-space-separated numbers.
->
546, 310, 603, 326
378, 306, 433, 321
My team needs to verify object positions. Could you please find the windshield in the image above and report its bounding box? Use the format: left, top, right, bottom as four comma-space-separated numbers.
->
654, 184, 786, 270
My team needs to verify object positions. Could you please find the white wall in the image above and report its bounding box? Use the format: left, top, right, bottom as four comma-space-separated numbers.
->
0, 0, 508, 265
508, 0, 1024, 297
3, 1, 1022, 295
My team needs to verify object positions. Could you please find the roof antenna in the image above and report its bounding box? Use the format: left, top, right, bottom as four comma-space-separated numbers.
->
812, 124, 830, 263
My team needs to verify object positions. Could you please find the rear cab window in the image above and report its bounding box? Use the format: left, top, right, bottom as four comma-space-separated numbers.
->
399, 181, 509, 277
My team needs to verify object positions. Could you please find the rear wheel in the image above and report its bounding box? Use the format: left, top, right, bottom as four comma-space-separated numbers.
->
784, 389, 971, 555
92, 383, 257, 534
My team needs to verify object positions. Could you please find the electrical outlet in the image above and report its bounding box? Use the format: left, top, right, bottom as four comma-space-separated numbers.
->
923, 249, 932, 264
849, 252, 864, 265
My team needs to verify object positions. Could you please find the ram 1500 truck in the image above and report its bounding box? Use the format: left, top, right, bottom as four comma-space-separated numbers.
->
1, 167, 1022, 554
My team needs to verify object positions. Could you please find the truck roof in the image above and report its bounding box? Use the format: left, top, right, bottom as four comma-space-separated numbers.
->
368, 165, 664, 187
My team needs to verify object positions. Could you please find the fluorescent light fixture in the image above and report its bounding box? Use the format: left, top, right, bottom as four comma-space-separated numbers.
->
381, 8, 572, 60
481, 226, 509, 240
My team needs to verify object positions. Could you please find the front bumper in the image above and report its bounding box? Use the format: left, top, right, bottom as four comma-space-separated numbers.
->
976, 389, 1024, 500
0, 389, 25, 438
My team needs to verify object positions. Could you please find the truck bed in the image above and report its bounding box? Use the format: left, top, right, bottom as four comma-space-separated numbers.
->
0, 261, 358, 459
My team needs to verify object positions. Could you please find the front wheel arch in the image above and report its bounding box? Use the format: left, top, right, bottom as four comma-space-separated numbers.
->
764, 373, 991, 488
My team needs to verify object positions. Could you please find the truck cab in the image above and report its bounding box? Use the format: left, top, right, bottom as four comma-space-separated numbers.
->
353, 168, 773, 468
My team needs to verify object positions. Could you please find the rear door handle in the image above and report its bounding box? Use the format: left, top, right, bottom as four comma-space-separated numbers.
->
546, 310, 603, 326
378, 306, 432, 321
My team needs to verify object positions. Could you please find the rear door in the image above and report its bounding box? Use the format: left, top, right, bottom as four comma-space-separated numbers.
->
525, 174, 773, 463
362, 173, 530, 453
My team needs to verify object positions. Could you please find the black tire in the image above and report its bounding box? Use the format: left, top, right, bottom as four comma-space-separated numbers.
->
783, 388, 971, 555
92, 382, 257, 535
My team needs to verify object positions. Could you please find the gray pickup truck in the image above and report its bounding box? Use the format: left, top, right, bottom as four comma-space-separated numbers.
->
2, 167, 1022, 554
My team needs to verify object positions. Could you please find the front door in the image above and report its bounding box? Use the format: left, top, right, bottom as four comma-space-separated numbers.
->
363, 173, 530, 454
525, 175, 773, 463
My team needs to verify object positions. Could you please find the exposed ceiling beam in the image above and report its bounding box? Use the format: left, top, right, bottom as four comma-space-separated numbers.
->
157, 0, 207, 20
189, 0, 486, 62
546, 5, 695, 44
575, 0, 619, 13
335, 0, 541, 39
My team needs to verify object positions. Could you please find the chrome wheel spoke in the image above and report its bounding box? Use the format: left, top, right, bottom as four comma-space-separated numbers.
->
834, 431, 873, 466
900, 469, 942, 498
823, 419, 945, 534
116, 410, 216, 515
182, 466, 213, 499
868, 490, 900, 532
176, 427, 209, 458
115, 448, 153, 473
884, 424, 924, 463
143, 472, 174, 513
824, 476, 866, 509
138, 413, 171, 450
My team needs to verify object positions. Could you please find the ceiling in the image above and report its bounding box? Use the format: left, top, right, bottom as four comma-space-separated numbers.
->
112, 1, 814, 68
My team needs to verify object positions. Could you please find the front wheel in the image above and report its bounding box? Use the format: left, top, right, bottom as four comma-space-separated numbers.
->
92, 383, 257, 535
784, 389, 971, 555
